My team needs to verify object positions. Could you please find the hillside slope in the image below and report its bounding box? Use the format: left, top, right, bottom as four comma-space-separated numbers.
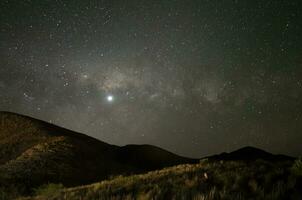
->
24, 158, 302, 200
0, 111, 197, 195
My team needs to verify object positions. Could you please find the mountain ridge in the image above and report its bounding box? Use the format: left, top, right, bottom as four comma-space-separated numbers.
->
207, 146, 294, 161
0, 111, 197, 195
0, 111, 294, 197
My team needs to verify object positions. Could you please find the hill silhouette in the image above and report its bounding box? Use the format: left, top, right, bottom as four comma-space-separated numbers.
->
0, 111, 197, 194
0, 111, 296, 199
208, 146, 294, 161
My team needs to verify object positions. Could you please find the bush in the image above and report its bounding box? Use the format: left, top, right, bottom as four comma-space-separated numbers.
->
34, 183, 64, 197
291, 158, 302, 176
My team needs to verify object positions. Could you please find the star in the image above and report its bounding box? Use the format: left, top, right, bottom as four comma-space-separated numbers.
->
1, 0, 301, 157
106, 95, 114, 102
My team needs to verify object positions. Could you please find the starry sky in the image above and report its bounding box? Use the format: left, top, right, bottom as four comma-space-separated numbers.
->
1, 0, 302, 157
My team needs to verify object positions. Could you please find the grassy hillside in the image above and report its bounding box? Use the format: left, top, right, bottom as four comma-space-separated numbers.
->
24, 158, 302, 200
2, 111, 300, 199
0, 112, 196, 198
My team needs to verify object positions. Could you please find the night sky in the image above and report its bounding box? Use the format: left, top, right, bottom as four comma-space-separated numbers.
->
1, 0, 302, 157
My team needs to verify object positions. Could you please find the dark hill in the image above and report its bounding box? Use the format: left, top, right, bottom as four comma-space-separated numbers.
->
208, 146, 294, 161
0, 111, 197, 194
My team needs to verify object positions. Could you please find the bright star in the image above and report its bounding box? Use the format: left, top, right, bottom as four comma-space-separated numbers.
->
107, 95, 114, 102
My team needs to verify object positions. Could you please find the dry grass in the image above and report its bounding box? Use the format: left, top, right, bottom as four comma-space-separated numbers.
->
24, 158, 302, 200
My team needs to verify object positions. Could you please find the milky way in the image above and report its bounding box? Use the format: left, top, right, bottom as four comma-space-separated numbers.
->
1, 0, 302, 157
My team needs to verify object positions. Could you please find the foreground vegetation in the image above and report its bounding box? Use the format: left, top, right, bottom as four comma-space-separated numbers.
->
21, 158, 302, 200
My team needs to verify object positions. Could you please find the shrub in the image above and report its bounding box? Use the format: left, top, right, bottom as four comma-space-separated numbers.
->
33, 183, 64, 197
291, 158, 302, 176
